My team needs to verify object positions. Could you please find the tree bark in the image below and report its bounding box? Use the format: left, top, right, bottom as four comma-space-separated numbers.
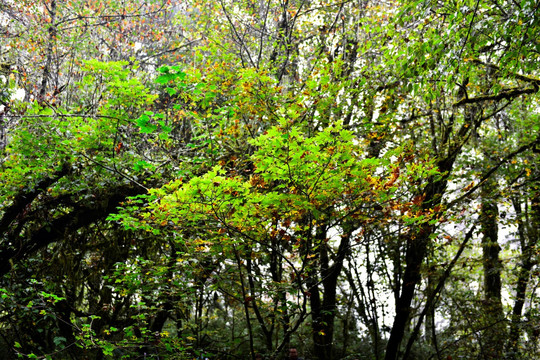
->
384, 156, 456, 360
39, 0, 57, 101
506, 191, 539, 357
0, 183, 144, 278
480, 178, 504, 360
309, 228, 351, 360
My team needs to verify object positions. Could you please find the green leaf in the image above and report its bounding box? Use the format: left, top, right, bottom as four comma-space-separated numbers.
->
53, 336, 67, 347
136, 114, 158, 134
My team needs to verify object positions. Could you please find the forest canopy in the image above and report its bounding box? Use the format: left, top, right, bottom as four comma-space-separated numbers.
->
0, 0, 539, 359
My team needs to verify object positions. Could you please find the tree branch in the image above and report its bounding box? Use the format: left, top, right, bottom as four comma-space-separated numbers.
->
0, 163, 71, 234
453, 85, 538, 107
447, 137, 539, 208
0, 184, 144, 278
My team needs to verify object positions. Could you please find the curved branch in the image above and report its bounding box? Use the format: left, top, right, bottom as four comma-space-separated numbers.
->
447, 137, 539, 208
0, 163, 71, 234
0, 184, 144, 278
453, 85, 538, 107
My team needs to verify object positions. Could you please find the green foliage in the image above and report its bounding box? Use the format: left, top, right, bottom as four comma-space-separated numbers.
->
1, 0, 540, 359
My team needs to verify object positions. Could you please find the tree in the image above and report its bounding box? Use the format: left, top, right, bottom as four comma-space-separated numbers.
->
1, 0, 540, 359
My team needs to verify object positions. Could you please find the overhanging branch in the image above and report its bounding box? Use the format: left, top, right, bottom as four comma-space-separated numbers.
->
448, 137, 540, 208
0, 163, 71, 234
0, 184, 144, 278
453, 85, 538, 107
454, 59, 540, 107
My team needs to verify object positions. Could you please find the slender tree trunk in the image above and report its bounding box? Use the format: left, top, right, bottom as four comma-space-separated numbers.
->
344, 263, 383, 360
269, 234, 291, 353
341, 292, 354, 358
309, 228, 351, 360
424, 262, 435, 345
402, 225, 476, 360
480, 178, 504, 360
384, 156, 456, 360
384, 230, 430, 360
232, 245, 255, 358
39, 0, 57, 101
506, 191, 539, 357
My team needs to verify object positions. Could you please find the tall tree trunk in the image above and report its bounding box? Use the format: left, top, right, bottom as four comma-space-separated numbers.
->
424, 261, 435, 345
39, 0, 57, 101
309, 228, 351, 360
402, 225, 476, 360
384, 155, 456, 360
480, 178, 505, 360
506, 190, 539, 357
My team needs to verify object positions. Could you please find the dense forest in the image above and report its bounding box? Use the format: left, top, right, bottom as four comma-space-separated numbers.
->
0, 0, 539, 359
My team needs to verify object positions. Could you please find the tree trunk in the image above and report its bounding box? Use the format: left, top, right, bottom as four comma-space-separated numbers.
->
39, 0, 57, 101
309, 229, 351, 360
506, 191, 539, 357
480, 178, 504, 360
384, 156, 456, 360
